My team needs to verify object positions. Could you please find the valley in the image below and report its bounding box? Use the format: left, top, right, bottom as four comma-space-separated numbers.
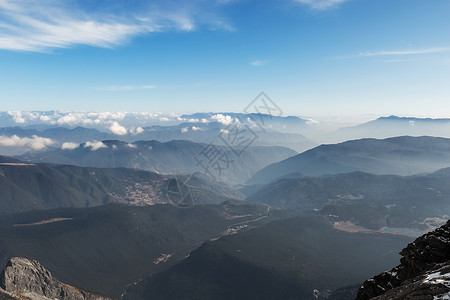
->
1, 116, 450, 300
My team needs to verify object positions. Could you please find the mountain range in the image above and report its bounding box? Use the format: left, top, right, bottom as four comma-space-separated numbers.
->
248, 136, 450, 184
0, 121, 314, 155
244, 168, 450, 230
16, 140, 296, 184
0, 157, 242, 214
330, 116, 450, 143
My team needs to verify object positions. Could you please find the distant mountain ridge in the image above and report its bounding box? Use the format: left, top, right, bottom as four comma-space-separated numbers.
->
329, 115, 450, 142
248, 136, 450, 184
0, 117, 315, 154
17, 139, 297, 184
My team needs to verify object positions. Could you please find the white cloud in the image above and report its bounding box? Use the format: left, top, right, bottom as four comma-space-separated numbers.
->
181, 127, 189, 133
192, 126, 201, 131
96, 112, 126, 120
109, 121, 128, 135
39, 115, 52, 122
359, 47, 450, 57
7, 111, 25, 123
0, 0, 236, 52
211, 114, 238, 125
127, 143, 137, 148
84, 141, 107, 151
56, 113, 87, 125
0, 135, 54, 150
129, 126, 144, 135
250, 60, 266, 67
0, 110, 193, 128
61, 142, 79, 150
201, 118, 209, 123
294, 0, 349, 10
306, 118, 320, 125
135, 127, 144, 134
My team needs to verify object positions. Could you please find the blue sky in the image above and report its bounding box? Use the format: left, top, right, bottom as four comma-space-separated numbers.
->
1, 0, 450, 119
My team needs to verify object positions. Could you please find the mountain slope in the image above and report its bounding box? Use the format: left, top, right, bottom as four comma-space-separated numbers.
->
0, 201, 289, 298
124, 215, 412, 300
0, 159, 242, 214
248, 136, 450, 184
356, 220, 450, 300
245, 169, 450, 230
18, 140, 297, 184
331, 116, 450, 142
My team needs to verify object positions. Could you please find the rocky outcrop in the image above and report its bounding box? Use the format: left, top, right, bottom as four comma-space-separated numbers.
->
356, 220, 450, 300
0, 257, 111, 300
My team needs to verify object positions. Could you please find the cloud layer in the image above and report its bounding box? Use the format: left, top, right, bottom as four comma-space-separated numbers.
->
0, 135, 54, 150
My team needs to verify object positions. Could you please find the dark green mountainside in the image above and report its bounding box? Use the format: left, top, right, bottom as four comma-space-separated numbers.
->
0, 157, 243, 214
124, 215, 412, 300
0, 201, 288, 298
245, 168, 450, 230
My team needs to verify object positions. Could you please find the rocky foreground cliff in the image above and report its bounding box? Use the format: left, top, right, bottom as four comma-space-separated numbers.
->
356, 220, 450, 299
0, 257, 111, 300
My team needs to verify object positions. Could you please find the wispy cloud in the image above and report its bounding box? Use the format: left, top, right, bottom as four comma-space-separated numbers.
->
359, 47, 450, 57
250, 60, 266, 67
326, 47, 450, 60
293, 0, 349, 10
96, 85, 157, 92
0, 0, 236, 52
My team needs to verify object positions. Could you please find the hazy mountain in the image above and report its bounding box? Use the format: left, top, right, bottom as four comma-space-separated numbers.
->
0, 113, 316, 154
140, 122, 316, 152
248, 136, 450, 184
245, 169, 450, 230
17, 140, 297, 184
328, 116, 450, 143
0, 257, 110, 300
124, 215, 412, 300
0, 157, 243, 214
356, 220, 450, 300
0, 202, 290, 298
181, 112, 316, 134
0, 126, 110, 142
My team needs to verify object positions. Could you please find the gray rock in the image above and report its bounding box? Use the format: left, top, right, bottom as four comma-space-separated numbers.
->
356, 220, 450, 300
0, 257, 111, 300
